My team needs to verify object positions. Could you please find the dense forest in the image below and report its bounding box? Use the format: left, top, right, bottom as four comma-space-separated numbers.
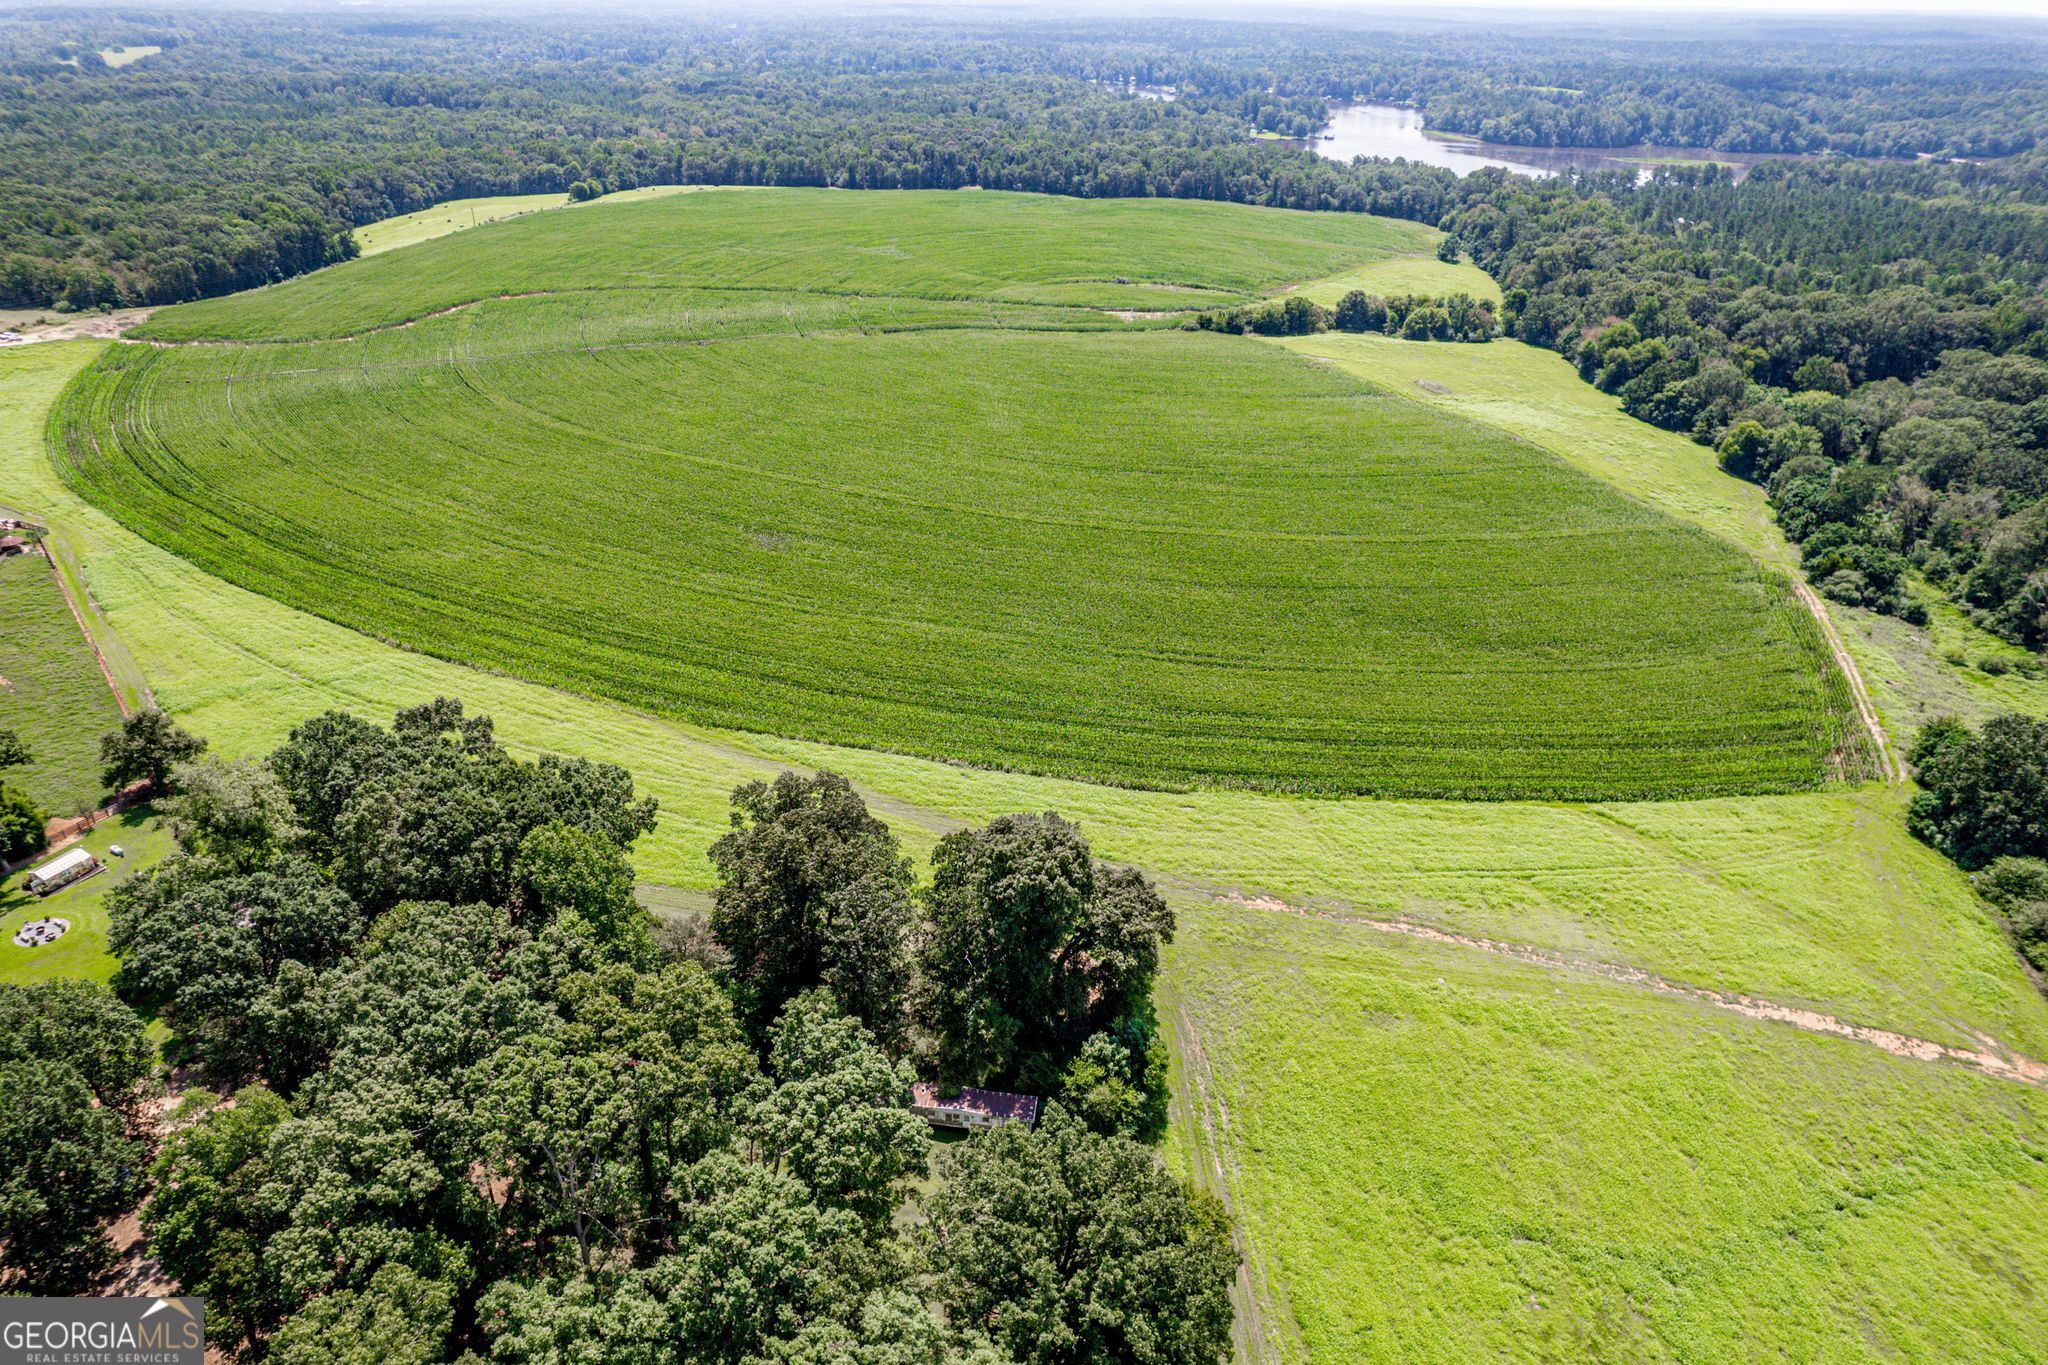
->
0, 702, 1233, 1362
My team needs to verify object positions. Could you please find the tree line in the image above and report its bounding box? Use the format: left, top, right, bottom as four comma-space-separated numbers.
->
1906, 713, 2048, 978
0, 700, 1234, 1364
1196, 289, 1500, 342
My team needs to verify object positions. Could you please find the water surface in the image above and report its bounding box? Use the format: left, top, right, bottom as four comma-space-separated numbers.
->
1302, 103, 1789, 180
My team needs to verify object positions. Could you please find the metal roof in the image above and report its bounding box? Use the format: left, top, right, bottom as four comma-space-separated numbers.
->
28, 847, 98, 879
910, 1082, 1041, 1124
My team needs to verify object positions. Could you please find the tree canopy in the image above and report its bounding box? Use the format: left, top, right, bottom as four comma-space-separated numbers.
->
54, 703, 1229, 1360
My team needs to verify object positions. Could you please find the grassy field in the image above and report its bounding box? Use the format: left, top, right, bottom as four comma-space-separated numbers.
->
0, 550, 122, 817
99, 45, 160, 67
140, 190, 1441, 341
352, 184, 720, 257
1286, 256, 1502, 308
0, 808, 168, 987
353, 194, 570, 257
1167, 900, 2048, 1362
17, 331, 2048, 1356
60, 192, 1852, 800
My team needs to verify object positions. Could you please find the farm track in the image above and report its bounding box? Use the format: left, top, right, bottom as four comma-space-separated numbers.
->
38, 540, 130, 720
1225, 891, 2048, 1087
1789, 574, 1903, 785
1164, 980, 1307, 1365
131, 282, 1205, 352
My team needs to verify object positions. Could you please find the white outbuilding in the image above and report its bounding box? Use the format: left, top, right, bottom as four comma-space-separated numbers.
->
25, 846, 103, 896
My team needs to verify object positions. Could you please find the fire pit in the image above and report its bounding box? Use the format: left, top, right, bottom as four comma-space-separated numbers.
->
10, 917, 70, 948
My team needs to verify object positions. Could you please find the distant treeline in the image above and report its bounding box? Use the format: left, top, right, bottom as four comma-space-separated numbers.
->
0, 11, 1462, 312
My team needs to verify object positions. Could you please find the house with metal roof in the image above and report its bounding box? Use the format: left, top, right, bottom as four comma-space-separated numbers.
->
910, 1082, 1040, 1132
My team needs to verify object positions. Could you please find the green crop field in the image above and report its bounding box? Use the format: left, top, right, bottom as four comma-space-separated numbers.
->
58, 190, 1855, 801
0, 548, 121, 817
139, 189, 1441, 341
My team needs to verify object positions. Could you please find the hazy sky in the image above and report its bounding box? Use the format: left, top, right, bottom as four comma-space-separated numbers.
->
1044, 0, 2048, 17
1230, 0, 2048, 14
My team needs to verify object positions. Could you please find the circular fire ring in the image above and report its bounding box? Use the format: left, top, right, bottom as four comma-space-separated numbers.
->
11, 917, 70, 948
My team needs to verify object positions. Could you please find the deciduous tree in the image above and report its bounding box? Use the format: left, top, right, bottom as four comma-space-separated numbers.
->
927, 1106, 1235, 1365
100, 708, 206, 793
709, 772, 914, 1042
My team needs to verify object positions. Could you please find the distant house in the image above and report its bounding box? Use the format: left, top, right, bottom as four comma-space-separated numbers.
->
910, 1082, 1040, 1133
26, 847, 103, 895
0, 536, 27, 557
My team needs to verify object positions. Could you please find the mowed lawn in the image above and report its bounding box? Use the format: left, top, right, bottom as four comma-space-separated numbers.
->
0, 549, 120, 816
60, 192, 1853, 800
0, 808, 167, 987
1167, 901, 2048, 1362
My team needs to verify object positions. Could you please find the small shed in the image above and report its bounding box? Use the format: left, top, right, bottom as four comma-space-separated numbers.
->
25, 846, 103, 895
910, 1082, 1041, 1133
0, 536, 27, 557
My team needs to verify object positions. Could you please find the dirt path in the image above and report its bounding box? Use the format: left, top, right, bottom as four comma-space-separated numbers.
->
1231, 893, 2048, 1087
0, 309, 153, 346
1789, 575, 1902, 785
40, 540, 131, 720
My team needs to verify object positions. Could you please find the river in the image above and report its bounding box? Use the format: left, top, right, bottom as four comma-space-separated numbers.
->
1298, 103, 1792, 180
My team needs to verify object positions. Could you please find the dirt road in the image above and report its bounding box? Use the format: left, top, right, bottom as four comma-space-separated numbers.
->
1233, 893, 2048, 1087
1789, 575, 1903, 785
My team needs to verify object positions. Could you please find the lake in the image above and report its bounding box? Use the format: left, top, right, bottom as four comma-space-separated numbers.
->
1299, 103, 1789, 179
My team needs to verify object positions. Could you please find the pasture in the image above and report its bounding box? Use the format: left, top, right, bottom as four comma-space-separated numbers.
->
61, 191, 1854, 801
1166, 900, 2048, 1362
0, 548, 120, 817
